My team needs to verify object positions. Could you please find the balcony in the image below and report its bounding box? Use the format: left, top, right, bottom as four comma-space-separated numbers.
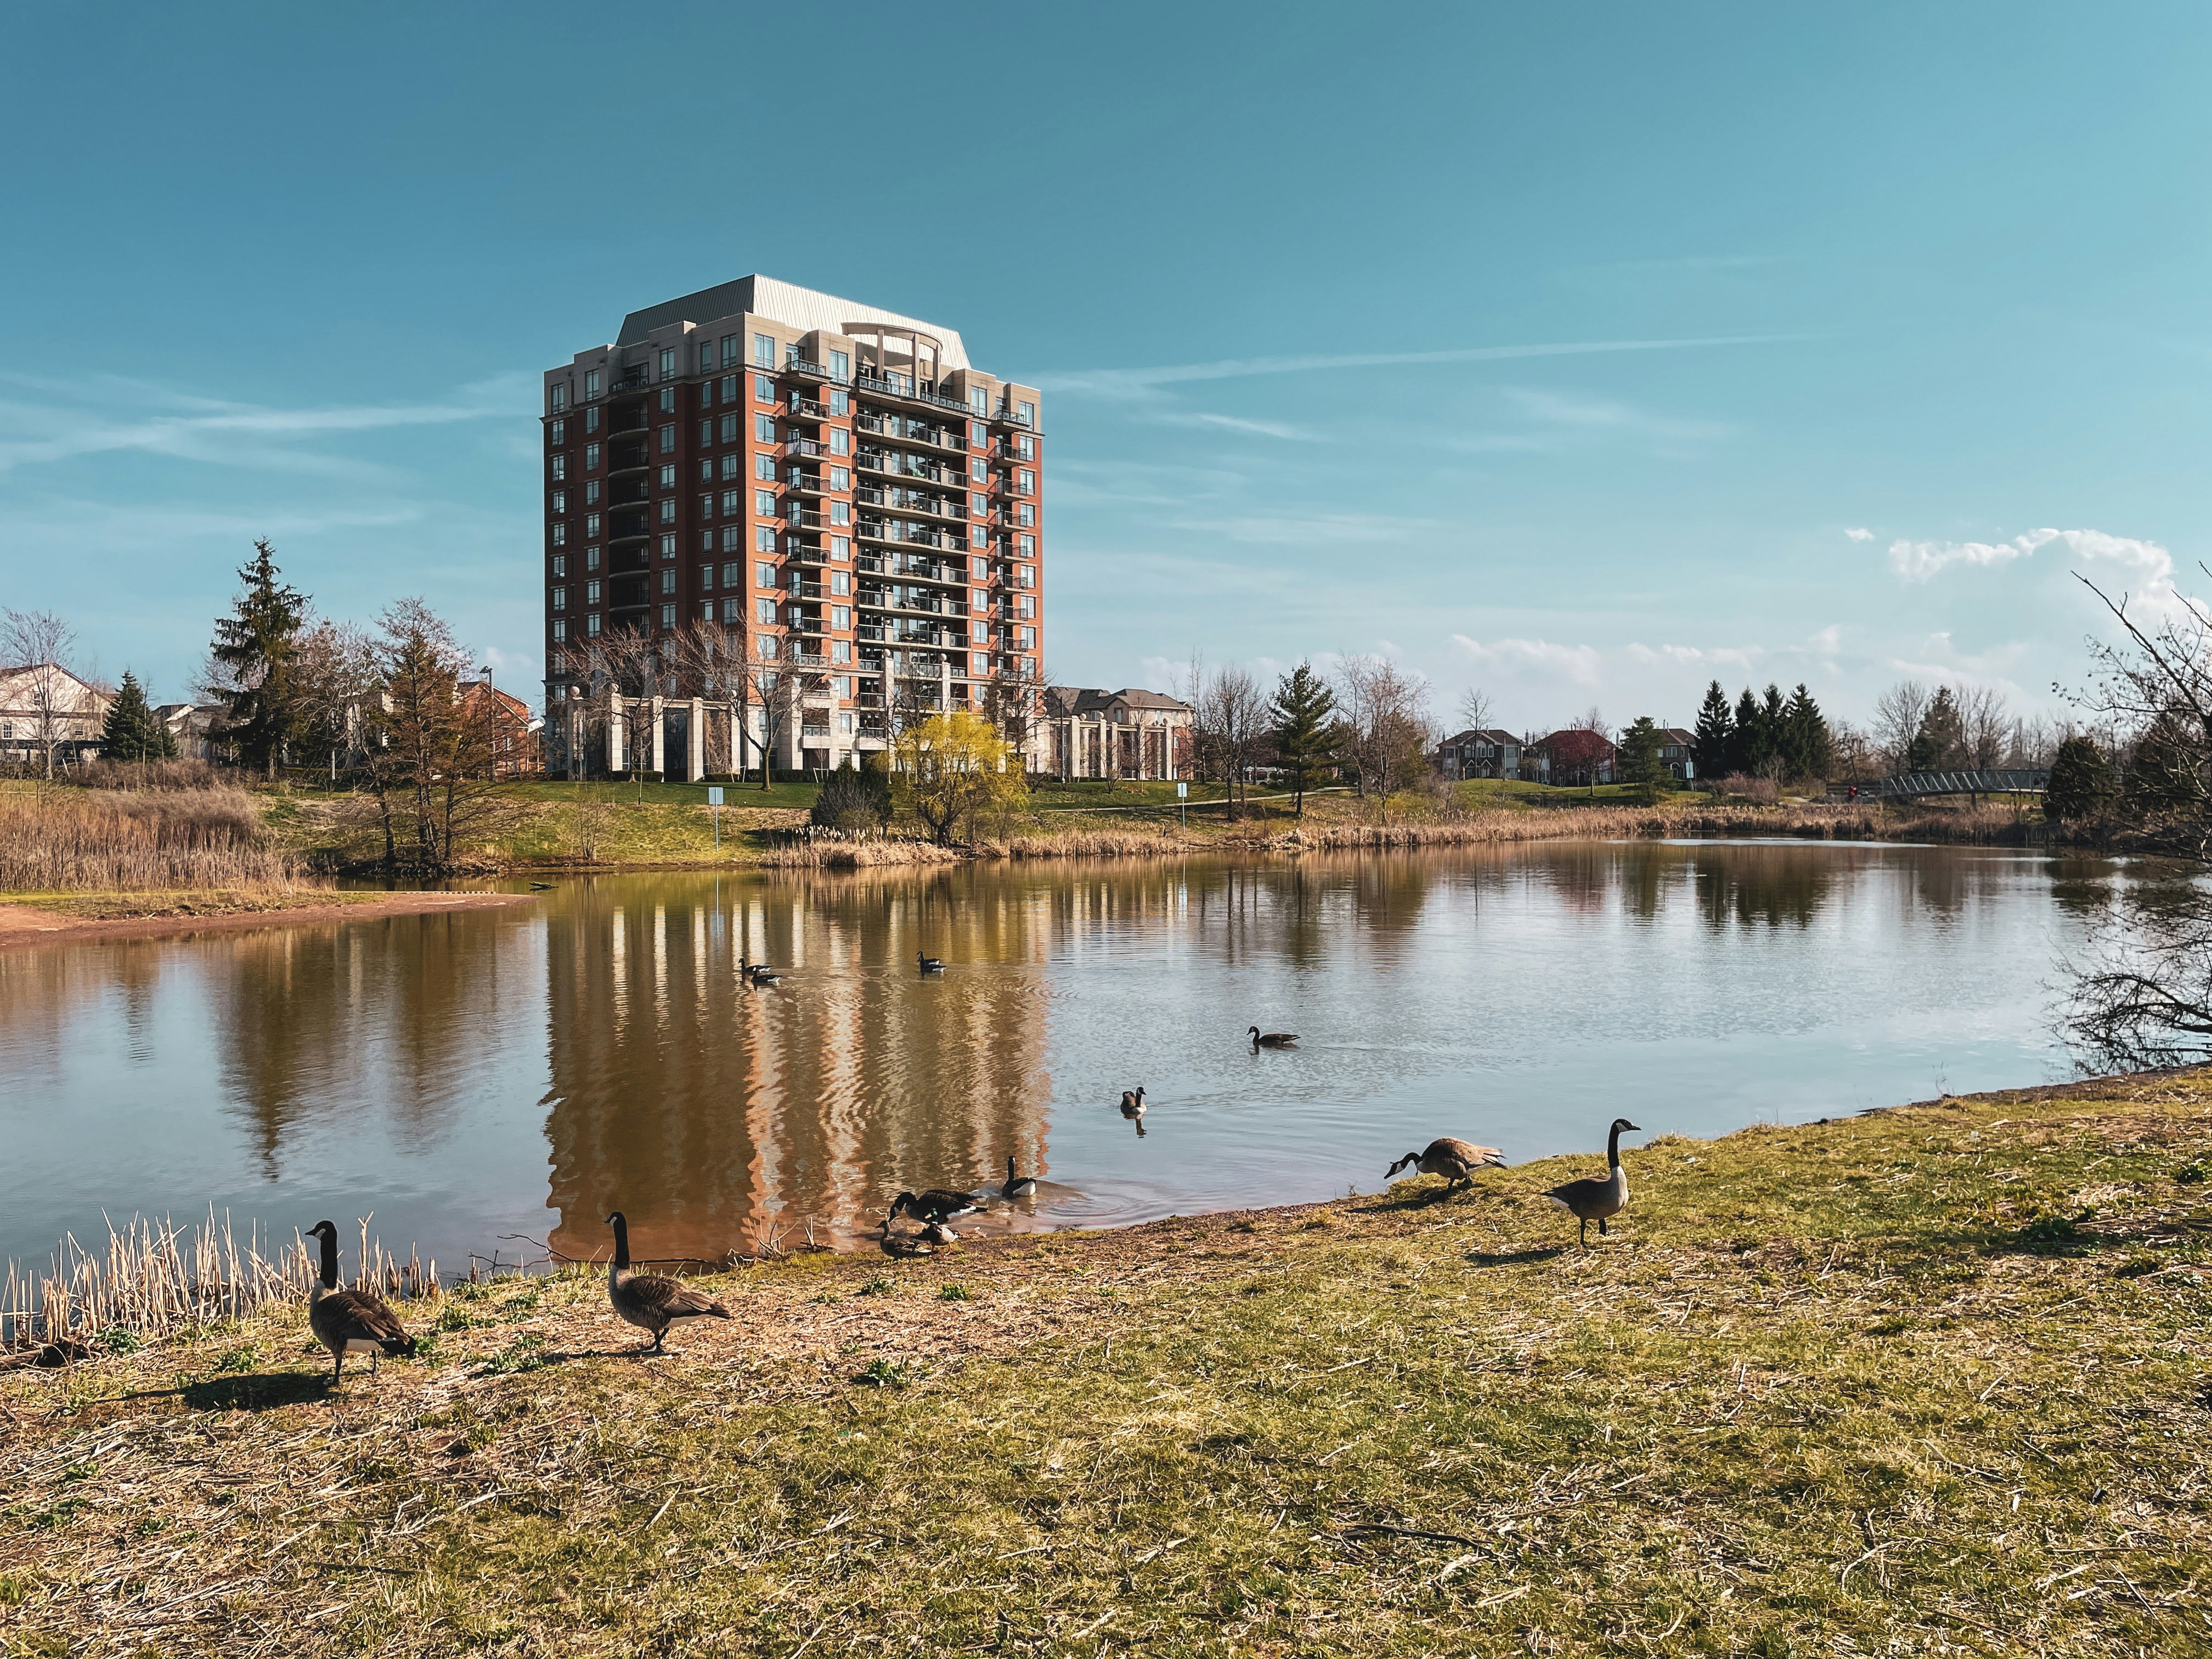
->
607, 411, 651, 436
785, 437, 830, 461
786, 507, 829, 531
787, 540, 831, 566
789, 580, 825, 601
607, 442, 651, 473
785, 396, 831, 424
608, 511, 651, 542
785, 472, 830, 497
991, 404, 1035, 428
612, 371, 651, 394
854, 372, 970, 417
783, 357, 837, 384
608, 479, 651, 506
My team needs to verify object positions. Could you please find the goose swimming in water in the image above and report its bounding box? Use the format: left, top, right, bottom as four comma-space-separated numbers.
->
740, 956, 781, 986
1001, 1155, 1039, 1200
1249, 1026, 1299, 1049
1119, 1085, 1147, 1117
917, 951, 945, 973
605, 1211, 732, 1353
1385, 1136, 1508, 1193
1543, 1119, 1641, 1245
304, 1220, 417, 1387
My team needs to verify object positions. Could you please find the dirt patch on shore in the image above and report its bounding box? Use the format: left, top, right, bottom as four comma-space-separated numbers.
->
0, 889, 538, 950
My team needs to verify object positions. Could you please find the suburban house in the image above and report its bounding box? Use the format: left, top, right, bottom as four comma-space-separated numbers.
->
459, 682, 546, 779
1045, 686, 1191, 781
156, 703, 227, 761
1531, 727, 1616, 787
1436, 727, 1523, 781
1658, 726, 1697, 781
0, 663, 111, 769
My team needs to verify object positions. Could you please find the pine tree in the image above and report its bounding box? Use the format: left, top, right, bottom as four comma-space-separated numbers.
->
1691, 680, 1733, 782
1269, 661, 1339, 815
1782, 684, 1832, 781
1618, 716, 1664, 789
1909, 686, 1965, 772
209, 538, 310, 777
2045, 735, 2112, 823
1730, 686, 1765, 774
99, 669, 165, 762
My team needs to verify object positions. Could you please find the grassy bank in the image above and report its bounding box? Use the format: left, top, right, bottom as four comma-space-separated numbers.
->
4, 1075, 2208, 1654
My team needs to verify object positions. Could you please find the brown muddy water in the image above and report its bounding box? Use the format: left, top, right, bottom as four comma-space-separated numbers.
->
0, 842, 2121, 1273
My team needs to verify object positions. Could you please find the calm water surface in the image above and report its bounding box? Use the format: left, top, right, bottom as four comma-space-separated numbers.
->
0, 842, 2118, 1271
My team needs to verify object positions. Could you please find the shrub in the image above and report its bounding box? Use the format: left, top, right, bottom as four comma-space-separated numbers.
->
811, 755, 893, 832
0, 788, 299, 891
2045, 735, 2114, 823
1719, 772, 1780, 804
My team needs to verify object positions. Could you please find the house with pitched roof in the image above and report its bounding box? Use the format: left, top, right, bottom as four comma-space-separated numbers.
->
1045, 686, 1191, 781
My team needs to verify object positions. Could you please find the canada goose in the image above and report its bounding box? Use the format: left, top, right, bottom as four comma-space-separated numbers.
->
1001, 1155, 1039, 1200
528, 881, 554, 890
1386, 1136, 1508, 1193
889, 1189, 983, 1227
1249, 1026, 1299, 1049
917, 951, 945, 973
304, 1220, 416, 1387
920, 1221, 959, 1246
605, 1211, 732, 1353
739, 955, 781, 986
1543, 1119, 1641, 1245
1119, 1085, 1147, 1118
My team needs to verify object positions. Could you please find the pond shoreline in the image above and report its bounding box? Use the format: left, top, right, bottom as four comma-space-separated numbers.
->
0, 888, 535, 950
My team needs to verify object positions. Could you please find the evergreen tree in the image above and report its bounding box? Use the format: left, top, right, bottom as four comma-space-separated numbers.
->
1691, 680, 1733, 782
99, 669, 166, 762
1269, 661, 1339, 815
1908, 686, 1966, 772
1617, 716, 1664, 791
1781, 683, 1833, 781
1730, 686, 1768, 774
2044, 735, 2113, 823
208, 538, 309, 777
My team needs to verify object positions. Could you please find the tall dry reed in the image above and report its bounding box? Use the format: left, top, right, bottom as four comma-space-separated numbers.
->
0, 786, 301, 891
1, 1212, 439, 1356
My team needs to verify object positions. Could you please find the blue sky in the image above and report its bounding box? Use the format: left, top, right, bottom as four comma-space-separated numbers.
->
3, 2, 2208, 736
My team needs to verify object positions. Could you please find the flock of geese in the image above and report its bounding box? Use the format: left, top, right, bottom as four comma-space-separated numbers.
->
299, 991, 1644, 1387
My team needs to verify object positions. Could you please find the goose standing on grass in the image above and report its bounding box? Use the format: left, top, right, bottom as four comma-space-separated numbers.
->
605, 1211, 732, 1354
917, 951, 945, 973
1249, 1026, 1299, 1050
1543, 1118, 1641, 1245
1001, 1155, 1039, 1200
889, 1189, 983, 1228
1385, 1137, 1508, 1194
304, 1220, 417, 1387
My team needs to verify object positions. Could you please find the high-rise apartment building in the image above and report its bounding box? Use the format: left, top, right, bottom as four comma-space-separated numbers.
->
542, 275, 1043, 772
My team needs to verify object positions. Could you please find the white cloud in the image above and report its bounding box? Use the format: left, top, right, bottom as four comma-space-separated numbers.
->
1448, 634, 1605, 685
1153, 410, 1323, 442
1886, 526, 2180, 610
1843, 527, 1873, 542
1807, 624, 1844, 655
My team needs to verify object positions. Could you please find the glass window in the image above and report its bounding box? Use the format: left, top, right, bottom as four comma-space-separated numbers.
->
833, 606, 851, 629
551, 523, 567, 546
719, 414, 738, 443
755, 413, 776, 442
830, 349, 850, 381
970, 420, 987, 444
1018, 435, 1035, 460
549, 383, 568, 413
755, 561, 777, 587
586, 613, 601, 637
700, 458, 714, 482
660, 569, 676, 595
659, 533, 676, 557
757, 596, 777, 623
585, 443, 600, 469
971, 459, 987, 482
721, 527, 742, 552
713, 375, 731, 403
552, 618, 567, 642
586, 579, 602, 605
831, 535, 849, 559
972, 492, 988, 514
722, 561, 742, 588
832, 570, 850, 595
658, 425, 676, 454
830, 501, 849, 526
549, 419, 566, 444
721, 334, 740, 368
753, 332, 775, 366
699, 565, 714, 591
759, 635, 777, 658
1017, 402, 1034, 424
830, 467, 849, 490
585, 406, 599, 434
658, 348, 675, 380
659, 463, 676, 488
661, 603, 676, 629
829, 387, 848, 414
717, 453, 738, 481
834, 643, 853, 667
755, 453, 775, 480
586, 546, 601, 571
972, 652, 990, 675
657, 388, 675, 414
1016, 504, 1034, 526
585, 370, 602, 400
970, 388, 988, 414
551, 586, 567, 611
659, 499, 676, 524
1018, 470, 1035, 493
721, 597, 742, 623
552, 553, 566, 577
700, 343, 715, 373
753, 489, 774, 516
585, 513, 600, 539
584, 480, 600, 505
829, 427, 848, 456
755, 526, 776, 552
720, 489, 742, 516
1018, 534, 1035, 556
756, 374, 775, 402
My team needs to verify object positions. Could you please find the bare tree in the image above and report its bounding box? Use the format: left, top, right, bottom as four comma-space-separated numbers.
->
1193, 663, 1268, 819
980, 657, 1049, 775
360, 599, 498, 872
556, 626, 666, 797
1, 608, 81, 779
1827, 720, 1879, 783
1337, 654, 1433, 821
667, 619, 751, 776
292, 619, 378, 773
1569, 706, 1610, 740
1456, 686, 1494, 736
1871, 681, 1932, 774
1957, 684, 2011, 770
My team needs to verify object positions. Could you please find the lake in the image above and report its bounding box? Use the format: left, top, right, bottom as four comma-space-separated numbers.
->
0, 841, 2119, 1273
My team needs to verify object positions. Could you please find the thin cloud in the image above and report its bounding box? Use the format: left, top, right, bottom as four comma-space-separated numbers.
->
1843, 527, 1874, 542
1040, 333, 1803, 398
1153, 410, 1323, 442
1886, 527, 2176, 606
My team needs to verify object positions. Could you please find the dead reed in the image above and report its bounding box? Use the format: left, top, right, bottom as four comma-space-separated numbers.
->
0, 1211, 437, 1358
0, 786, 301, 891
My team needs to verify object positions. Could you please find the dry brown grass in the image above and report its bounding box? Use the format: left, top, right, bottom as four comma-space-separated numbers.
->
0, 787, 300, 891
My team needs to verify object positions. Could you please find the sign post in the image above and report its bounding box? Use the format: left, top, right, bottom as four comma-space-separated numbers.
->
707, 785, 724, 850
1177, 779, 1187, 830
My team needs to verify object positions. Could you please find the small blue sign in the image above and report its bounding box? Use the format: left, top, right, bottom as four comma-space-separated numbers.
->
707, 786, 724, 805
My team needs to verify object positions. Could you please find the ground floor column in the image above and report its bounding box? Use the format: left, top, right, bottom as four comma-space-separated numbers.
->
649, 696, 665, 776
686, 698, 705, 782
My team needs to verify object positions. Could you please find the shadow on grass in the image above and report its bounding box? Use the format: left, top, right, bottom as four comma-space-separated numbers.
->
183, 1370, 329, 1412
1355, 1186, 1480, 1215
1464, 1246, 1567, 1269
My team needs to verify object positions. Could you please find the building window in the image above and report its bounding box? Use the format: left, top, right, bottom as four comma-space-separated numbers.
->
659, 568, 676, 596
721, 334, 741, 368
833, 606, 851, 629
586, 546, 601, 571
721, 597, 742, 623
1016, 504, 1034, 526
550, 489, 566, 514
552, 618, 567, 642
1018, 564, 1034, 588
830, 501, 849, 525
659, 533, 677, 558
552, 554, 566, 577
971, 458, 987, 482
719, 375, 738, 404
718, 414, 737, 443
829, 387, 848, 414
1018, 470, 1035, 494
659, 463, 676, 489
754, 413, 776, 443
658, 347, 675, 380
585, 480, 601, 505
972, 619, 989, 641
720, 561, 741, 588
833, 642, 853, 666
721, 454, 741, 481
754, 561, 776, 587
1017, 435, 1035, 460
1017, 595, 1035, 617
831, 535, 850, 559
755, 526, 776, 552
551, 523, 567, 546
969, 420, 986, 445
551, 586, 567, 611
550, 455, 566, 481
754, 489, 775, 516
658, 425, 676, 454
700, 343, 715, 373
586, 579, 602, 605
828, 427, 848, 456
550, 383, 568, 413
755, 453, 775, 481
721, 527, 743, 552
585, 443, 601, 470
972, 492, 988, 514
585, 514, 601, 539
549, 419, 566, 445
658, 388, 675, 414
969, 526, 986, 549
753, 332, 775, 366
831, 569, 850, 595
585, 370, 602, 400
829, 349, 850, 381
1018, 534, 1035, 556
756, 374, 775, 402
661, 603, 676, 629
585, 406, 600, 435
972, 652, 990, 675
756, 597, 777, 623
1017, 402, 1034, 425
586, 613, 601, 637
718, 489, 741, 516
970, 388, 988, 414
830, 466, 849, 491
658, 499, 676, 524
972, 586, 989, 610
